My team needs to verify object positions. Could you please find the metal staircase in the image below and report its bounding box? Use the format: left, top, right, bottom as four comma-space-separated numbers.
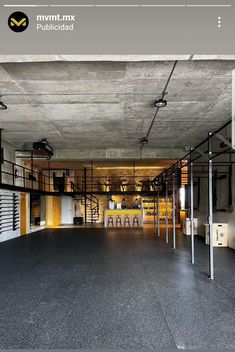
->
71, 182, 100, 224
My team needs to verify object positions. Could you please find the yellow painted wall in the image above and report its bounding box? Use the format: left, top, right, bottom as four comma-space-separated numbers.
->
46, 196, 61, 227
180, 210, 187, 228
20, 193, 29, 236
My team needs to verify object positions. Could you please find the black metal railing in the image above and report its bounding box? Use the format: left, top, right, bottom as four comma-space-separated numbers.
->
0, 158, 166, 195
71, 181, 100, 223
1, 158, 51, 192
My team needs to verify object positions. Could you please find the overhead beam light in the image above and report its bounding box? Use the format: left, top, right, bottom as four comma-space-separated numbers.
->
0, 101, 7, 110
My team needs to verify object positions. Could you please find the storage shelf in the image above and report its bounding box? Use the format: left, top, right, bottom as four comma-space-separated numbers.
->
142, 196, 173, 224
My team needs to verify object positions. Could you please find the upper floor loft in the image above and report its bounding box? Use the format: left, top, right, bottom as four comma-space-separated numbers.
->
0, 150, 182, 196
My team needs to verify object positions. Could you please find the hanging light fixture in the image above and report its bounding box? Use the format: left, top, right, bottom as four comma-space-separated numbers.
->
140, 137, 148, 145
154, 97, 167, 108
140, 61, 178, 151
0, 101, 7, 110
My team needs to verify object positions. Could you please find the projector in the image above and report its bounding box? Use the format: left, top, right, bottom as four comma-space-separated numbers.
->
33, 139, 54, 157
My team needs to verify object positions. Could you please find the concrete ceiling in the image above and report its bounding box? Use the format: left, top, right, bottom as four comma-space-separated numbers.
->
0, 59, 234, 157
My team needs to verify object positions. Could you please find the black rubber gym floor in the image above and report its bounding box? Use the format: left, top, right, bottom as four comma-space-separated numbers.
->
0, 227, 235, 349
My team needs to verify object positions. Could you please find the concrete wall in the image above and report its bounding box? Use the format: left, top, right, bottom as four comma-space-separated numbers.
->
1, 141, 24, 187
2, 142, 15, 185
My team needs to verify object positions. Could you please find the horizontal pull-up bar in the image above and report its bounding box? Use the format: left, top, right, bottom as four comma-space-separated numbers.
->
154, 119, 232, 184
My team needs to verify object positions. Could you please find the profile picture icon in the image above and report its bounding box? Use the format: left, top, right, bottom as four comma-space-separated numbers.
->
8, 11, 29, 32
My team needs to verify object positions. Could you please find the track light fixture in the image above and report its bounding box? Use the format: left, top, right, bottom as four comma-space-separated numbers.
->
140, 61, 178, 151
140, 137, 149, 145
154, 97, 167, 108
0, 101, 7, 110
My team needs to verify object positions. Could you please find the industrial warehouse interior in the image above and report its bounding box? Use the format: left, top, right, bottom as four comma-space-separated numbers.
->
0, 55, 235, 350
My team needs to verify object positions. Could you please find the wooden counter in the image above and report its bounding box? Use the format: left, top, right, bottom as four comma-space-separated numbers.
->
104, 209, 143, 228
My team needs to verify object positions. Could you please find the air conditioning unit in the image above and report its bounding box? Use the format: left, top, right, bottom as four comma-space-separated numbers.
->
17, 140, 54, 159
33, 139, 54, 156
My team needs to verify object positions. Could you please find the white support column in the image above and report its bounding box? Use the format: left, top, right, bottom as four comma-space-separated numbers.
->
154, 193, 156, 236
165, 176, 169, 244
190, 160, 195, 264
172, 172, 176, 250
157, 185, 160, 237
208, 133, 214, 280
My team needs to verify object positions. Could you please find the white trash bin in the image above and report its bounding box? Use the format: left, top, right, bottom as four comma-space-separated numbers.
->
183, 218, 198, 235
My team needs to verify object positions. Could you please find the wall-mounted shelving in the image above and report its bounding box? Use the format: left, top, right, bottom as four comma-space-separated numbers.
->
142, 197, 173, 224
0, 193, 20, 234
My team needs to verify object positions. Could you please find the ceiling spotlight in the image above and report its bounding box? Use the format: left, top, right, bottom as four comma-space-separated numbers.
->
141, 137, 149, 145
154, 98, 167, 108
0, 101, 7, 110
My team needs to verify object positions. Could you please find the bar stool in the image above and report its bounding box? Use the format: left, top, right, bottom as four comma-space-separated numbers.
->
124, 215, 131, 227
133, 215, 139, 227
108, 216, 114, 227
116, 215, 122, 227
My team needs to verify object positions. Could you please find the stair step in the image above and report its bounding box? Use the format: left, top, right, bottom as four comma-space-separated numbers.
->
73, 191, 100, 222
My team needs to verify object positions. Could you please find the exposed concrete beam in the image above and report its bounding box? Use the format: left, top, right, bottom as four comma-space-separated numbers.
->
54, 148, 185, 161
1, 55, 235, 63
